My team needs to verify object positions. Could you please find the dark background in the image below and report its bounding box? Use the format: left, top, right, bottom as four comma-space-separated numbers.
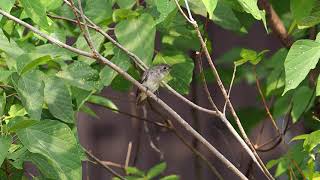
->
78, 21, 304, 180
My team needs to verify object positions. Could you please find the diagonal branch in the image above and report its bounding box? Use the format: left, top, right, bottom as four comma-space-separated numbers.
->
0, 8, 247, 180
258, 0, 293, 48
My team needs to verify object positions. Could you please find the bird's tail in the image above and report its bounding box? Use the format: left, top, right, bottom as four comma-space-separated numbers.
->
136, 92, 147, 105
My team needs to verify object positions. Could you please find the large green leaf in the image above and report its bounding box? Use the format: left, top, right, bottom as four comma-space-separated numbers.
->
44, 76, 74, 123
85, 0, 112, 24
17, 120, 82, 180
283, 40, 320, 94
20, 0, 51, 30
100, 49, 131, 86
0, 135, 12, 166
16, 71, 44, 120
0, 0, 15, 21
201, 0, 217, 19
56, 61, 100, 91
115, 13, 156, 66
153, 52, 194, 94
291, 86, 314, 123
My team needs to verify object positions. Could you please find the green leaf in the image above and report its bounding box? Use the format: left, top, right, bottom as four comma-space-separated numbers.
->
235, 0, 267, 30
0, 92, 6, 117
0, 69, 13, 83
160, 175, 180, 180
125, 167, 144, 177
39, 0, 63, 10
7, 117, 38, 133
294, 1, 320, 29
56, 61, 100, 91
147, 162, 167, 179
100, 49, 131, 86
201, 0, 217, 19
211, 2, 244, 33
17, 120, 82, 180
112, 9, 140, 23
317, 75, 320, 96
20, 0, 51, 30
115, 13, 156, 65
44, 76, 74, 123
88, 95, 118, 112
84, 0, 112, 24
76, 30, 105, 64
26, 152, 60, 179
291, 134, 309, 142
0, 0, 15, 21
16, 53, 52, 75
0, 135, 12, 166
0, 29, 24, 59
155, 0, 176, 24
291, 86, 314, 123
283, 40, 320, 94
16, 71, 44, 120
291, 0, 316, 23
116, 0, 136, 9
7, 104, 27, 118
153, 52, 194, 94
71, 87, 94, 110
302, 130, 320, 152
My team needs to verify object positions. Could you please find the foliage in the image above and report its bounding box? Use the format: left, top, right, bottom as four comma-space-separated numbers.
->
0, 0, 319, 179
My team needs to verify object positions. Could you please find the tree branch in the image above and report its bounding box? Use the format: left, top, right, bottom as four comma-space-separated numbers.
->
259, 0, 293, 48
0, 8, 246, 179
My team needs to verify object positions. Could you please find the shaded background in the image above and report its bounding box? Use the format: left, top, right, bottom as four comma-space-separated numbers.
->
78, 21, 304, 180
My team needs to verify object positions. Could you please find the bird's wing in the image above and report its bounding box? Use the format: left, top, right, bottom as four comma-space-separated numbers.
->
141, 70, 149, 83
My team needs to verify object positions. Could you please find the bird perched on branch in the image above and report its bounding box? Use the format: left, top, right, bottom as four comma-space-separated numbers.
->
136, 64, 171, 105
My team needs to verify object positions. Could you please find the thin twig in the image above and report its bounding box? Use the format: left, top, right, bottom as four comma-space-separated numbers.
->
290, 159, 306, 180
258, 0, 293, 48
0, 8, 246, 179
223, 64, 236, 114
196, 52, 219, 112
125, 142, 132, 169
85, 149, 126, 180
253, 66, 281, 134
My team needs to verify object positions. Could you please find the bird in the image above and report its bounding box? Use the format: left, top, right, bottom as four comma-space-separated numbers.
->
136, 64, 171, 105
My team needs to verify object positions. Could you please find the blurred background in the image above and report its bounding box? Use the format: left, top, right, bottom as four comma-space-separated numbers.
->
78, 21, 303, 180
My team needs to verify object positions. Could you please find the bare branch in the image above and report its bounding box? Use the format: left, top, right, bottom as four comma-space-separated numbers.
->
258, 0, 293, 48
223, 64, 236, 114
196, 52, 219, 112
0, 8, 246, 179
253, 66, 281, 134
